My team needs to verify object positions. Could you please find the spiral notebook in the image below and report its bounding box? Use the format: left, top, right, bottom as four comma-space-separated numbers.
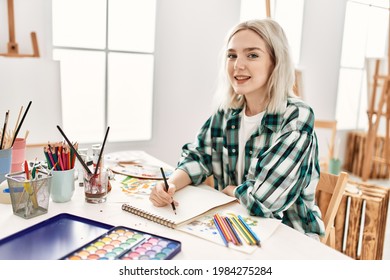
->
121, 185, 237, 228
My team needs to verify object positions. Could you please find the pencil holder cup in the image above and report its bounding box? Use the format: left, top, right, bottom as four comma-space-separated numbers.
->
328, 158, 341, 175
51, 169, 75, 203
11, 138, 26, 172
84, 169, 108, 204
6, 170, 52, 219
0, 148, 12, 184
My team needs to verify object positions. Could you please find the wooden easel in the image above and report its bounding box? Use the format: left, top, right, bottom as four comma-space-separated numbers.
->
0, 0, 40, 57
265, 0, 271, 18
264, 0, 304, 98
361, 14, 390, 181
361, 59, 390, 181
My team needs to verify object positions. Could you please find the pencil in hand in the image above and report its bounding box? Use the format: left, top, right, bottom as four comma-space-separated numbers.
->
160, 167, 177, 215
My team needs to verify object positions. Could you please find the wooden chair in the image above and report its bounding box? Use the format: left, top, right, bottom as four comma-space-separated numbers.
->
314, 120, 337, 172
293, 68, 304, 98
315, 171, 349, 249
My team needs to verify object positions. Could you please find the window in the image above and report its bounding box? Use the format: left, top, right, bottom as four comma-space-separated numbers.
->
240, 0, 305, 64
52, 0, 156, 143
336, 0, 389, 130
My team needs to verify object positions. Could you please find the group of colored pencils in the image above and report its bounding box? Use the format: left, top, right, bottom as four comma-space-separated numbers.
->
213, 213, 261, 247
0, 101, 32, 150
43, 142, 77, 171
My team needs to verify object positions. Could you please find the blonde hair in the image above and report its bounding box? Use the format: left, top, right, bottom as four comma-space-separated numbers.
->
213, 19, 297, 113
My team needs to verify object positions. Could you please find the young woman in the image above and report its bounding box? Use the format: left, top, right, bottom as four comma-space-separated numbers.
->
150, 19, 325, 239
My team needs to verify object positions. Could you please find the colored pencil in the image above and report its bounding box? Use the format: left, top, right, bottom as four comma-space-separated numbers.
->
219, 215, 239, 246
56, 125, 92, 175
68, 146, 72, 169
43, 148, 52, 169
238, 215, 261, 247
49, 145, 59, 170
214, 213, 231, 243
57, 151, 64, 170
213, 216, 228, 247
61, 145, 67, 170
225, 216, 242, 245
24, 160, 30, 180
160, 167, 176, 215
11, 101, 32, 146
71, 143, 77, 168
231, 216, 255, 245
94, 127, 110, 175
46, 146, 56, 170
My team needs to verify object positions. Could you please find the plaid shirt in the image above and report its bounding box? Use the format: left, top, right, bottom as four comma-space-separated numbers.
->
177, 97, 325, 236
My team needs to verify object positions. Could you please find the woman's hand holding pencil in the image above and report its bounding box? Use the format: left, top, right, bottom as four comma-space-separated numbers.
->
149, 177, 178, 210
160, 167, 177, 215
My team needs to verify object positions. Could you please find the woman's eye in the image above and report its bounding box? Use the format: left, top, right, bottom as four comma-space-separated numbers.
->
227, 53, 236, 59
248, 53, 259, 59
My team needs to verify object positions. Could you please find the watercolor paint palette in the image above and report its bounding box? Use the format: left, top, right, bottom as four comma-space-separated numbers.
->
62, 226, 181, 260
0, 213, 181, 260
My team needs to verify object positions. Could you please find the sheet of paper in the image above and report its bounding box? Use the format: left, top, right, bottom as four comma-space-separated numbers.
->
176, 203, 281, 254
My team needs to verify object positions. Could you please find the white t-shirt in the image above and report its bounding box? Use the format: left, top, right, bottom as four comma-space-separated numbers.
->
236, 109, 265, 184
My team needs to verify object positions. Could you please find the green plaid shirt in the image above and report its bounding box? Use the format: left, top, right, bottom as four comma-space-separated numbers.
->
177, 97, 325, 236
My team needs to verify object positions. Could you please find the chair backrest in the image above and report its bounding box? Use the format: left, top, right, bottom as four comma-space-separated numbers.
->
293, 68, 304, 98
315, 171, 349, 247
314, 120, 337, 171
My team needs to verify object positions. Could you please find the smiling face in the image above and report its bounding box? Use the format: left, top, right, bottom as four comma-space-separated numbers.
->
226, 29, 274, 104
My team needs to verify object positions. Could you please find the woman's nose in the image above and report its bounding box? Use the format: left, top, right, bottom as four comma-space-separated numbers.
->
234, 57, 245, 70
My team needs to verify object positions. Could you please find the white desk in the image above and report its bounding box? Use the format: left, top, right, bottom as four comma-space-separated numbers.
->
0, 150, 351, 260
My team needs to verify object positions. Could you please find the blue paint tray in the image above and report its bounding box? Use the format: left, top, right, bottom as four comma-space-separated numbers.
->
0, 213, 113, 260
61, 226, 182, 260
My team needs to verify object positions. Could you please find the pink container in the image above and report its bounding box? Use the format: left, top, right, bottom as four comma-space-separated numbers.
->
11, 138, 26, 172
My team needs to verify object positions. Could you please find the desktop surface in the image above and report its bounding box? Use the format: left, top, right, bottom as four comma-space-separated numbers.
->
0, 150, 351, 260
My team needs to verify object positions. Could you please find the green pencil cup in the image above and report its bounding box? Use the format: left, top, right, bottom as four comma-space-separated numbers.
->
51, 169, 75, 203
328, 158, 341, 175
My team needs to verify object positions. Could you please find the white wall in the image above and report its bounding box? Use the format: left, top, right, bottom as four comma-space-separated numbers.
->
142, 0, 241, 166
300, 0, 347, 120
299, 0, 348, 162
1, 0, 348, 167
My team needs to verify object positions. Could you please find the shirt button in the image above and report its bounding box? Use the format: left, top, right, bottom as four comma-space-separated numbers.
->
231, 125, 236, 129
232, 149, 236, 153
249, 150, 253, 155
